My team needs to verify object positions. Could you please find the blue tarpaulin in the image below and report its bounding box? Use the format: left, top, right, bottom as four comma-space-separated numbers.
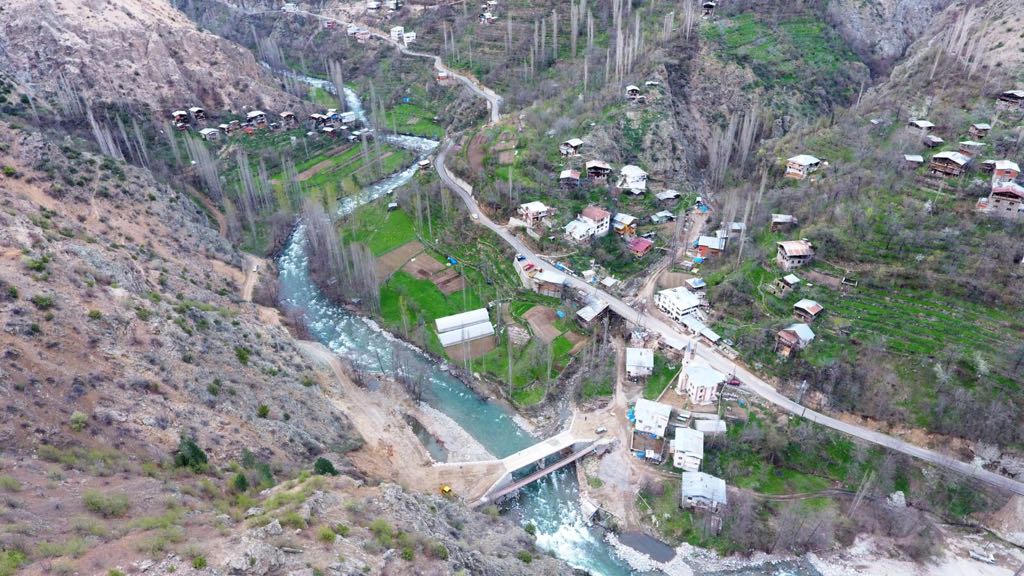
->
556, 310, 566, 319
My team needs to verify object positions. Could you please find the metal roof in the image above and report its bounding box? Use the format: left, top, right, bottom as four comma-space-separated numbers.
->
626, 347, 654, 370
682, 471, 727, 505
435, 308, 491, 333
777, 240, 814, 257
794, 299, 823, 316
437, 321, 494, 347
932, 151, 970, 166
788, 154, 821, 166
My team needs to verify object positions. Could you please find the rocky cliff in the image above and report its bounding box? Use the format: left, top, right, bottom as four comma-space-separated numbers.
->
0, 0, 300, 112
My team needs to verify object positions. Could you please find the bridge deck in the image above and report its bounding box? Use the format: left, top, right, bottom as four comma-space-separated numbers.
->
479, 441, 602, 505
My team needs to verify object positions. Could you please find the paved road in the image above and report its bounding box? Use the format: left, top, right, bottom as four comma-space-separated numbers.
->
288, 7, 1024, 497
435, 141, 1024, 497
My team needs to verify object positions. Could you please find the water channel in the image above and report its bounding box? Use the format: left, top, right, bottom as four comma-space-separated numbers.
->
275, 73, 820, 576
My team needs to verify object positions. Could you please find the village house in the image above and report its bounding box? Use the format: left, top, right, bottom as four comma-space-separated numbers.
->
681, 471, 727, 510
696, 233, 727, 257
559, 169, 581, 188
279, 111, 297, 126
987, 182, 1024, 220
576, 298, 609, 328
793, 299, 824, 323
651, 210, 676, 224
634, 399, 672, 438
929, 151, 970, 177
320, 126, 338, 138
784, 154, 821, 180
403, 31, 416, 46
435, 308, 496, 352
366, 0, 381, 9
532, 269, 565, 298
390, 26, 405, 42
776, 240, 814, 271
309, 113, 328, 128
517, 201, 553, 226
246, 110, 268, 127
559, 138, 584, 157
969, 123, 991, 139
656, 190, 681, 202
565, 217, 599, 243
923, 134, 945, 148
680, 315, 721, 347
959, 140, 986, 158
171, 110, 189, 123
678, 359, 726, 406
702, 0, 716, 17
198, 127, 220, 141
628, 237, 654, 258
776, 323, 815, 357
188, 106, 206, 120
617, 165, 648, 194
671, 427, 704, 472
626, 347, 655, 379
904, 154, 925, 168
586, 159, 612, 181
908, 119, 935, 131
583, 206, 612, 236
218, 123, 231, 133
770, 213, 797, 232
775, 273, 801, 296
997, 90, 1024, 111
993, 160, 1020, 185
612, 213, 638, 235
655, 286, 702, 323
625, 85, 642, 100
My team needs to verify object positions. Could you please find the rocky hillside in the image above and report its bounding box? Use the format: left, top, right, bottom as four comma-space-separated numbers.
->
0, 0, 300, 112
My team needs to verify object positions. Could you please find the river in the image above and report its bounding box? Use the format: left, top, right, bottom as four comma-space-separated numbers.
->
275, 73, 821, 576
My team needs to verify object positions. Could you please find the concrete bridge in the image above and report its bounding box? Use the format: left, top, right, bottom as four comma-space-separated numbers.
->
433, 430, 613, 505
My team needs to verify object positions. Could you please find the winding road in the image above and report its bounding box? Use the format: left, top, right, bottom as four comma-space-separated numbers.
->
291, 7, 1024, 496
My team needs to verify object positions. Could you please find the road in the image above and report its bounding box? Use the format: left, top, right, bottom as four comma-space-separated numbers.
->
288, 6, 1024, 496
293, 9, 501, 123
435, 141, 1024, 497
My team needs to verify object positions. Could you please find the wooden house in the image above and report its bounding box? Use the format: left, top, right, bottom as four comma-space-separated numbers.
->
246, 110, 268, 127
279, 111, 297, 126
775, 323, 814, 357
776, 240, 814, 271
612, 213, 638, 235
559, 169, 581, 188
923, 134, 944, 148
929, 151, 969, 177
987, 182, 1024, 220
908, 119, 935, 131
774, 274, 801, 296
770, 214, 797, 232
198, 128, 220, 141
586, 160, 612, 181
958, 140, 985, 158
793, 299, 823, 323
188, 107, 206, 120
702, 1, 716, 16
628, 237, 654, 258
968, 123, 991, 139
904, 154, 924, 168
559, 138, 584, 157
625, 85, 642, 100
993, 160, 1020, 185
171, 110, 189, 124
997, 90, 1024, 111
784, 154, 821, 180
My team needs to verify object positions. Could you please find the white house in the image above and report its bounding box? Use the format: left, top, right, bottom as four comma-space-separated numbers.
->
246, 110, 267, 125
633, 398, 672, 438
403, 31, 416, 45
390, 26, 405, 42
198, 127, 221, 141
582, 206, 611, 236
565, 218, 596, 243
625, 348, 655, 378
678, 359, 726, 405
681, 471, 727, 510
671, 427, 704, 472
655, 286, 702, 323
518, 201, 552, 226
616, 165, 648, 194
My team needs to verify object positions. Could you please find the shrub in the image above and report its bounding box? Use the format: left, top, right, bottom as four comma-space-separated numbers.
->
30, 294, 54, 309
428, 542, 449, 560
6, 286, 17, 299
234, 346, 251, 365
207, 381, 220, 396
0, 475, 22, 492
0, 551, 26, 576
69, 411, 88, 432
516, 550, 533, 563
83, 490, 130, 518
400, 547, 414, 561
301, 377, 316, 387
279, 511, 307, 529
369, 519, 393, 547
135, 307, 152, 321
523, 522, 536, 536
87, 309, 102, 320
317, 525, 337, 543
191, 556, 207, 569
2, 166, 16, 177
173, 436, 208, 473
231, 473, 249, 493
256, 404, 270, 418
333, 523, 350, 537
313, 457, 338, 476
107, 570, 125, 576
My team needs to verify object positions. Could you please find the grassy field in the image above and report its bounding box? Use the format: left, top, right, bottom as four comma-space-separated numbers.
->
642, 354, 678, 400
302, 144, 414, 198
386, 103, 444, 139
343, 206, 418, 256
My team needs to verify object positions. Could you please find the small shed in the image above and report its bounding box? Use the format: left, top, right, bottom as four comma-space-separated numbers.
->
770, 213, 797, 232
923, 134, 945, 148
586, 160, 612, 180
784, 154, 821, 180
776, 323, 815, 357
904, 154, 924, 167
997, 89, 1024, 110
775, 274, 801, 295
198, 127, 221, 141
559, 169, 581, 188
908, 119, 935, 131
958, 140, 985, 158
559, 138, 584, 156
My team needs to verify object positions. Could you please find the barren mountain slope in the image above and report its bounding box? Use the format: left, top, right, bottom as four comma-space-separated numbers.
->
0, 119, 360, 469
0, 0, 299, 112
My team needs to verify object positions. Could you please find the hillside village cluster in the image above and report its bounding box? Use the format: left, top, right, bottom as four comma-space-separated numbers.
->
165, 6, 1024, 526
